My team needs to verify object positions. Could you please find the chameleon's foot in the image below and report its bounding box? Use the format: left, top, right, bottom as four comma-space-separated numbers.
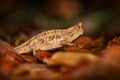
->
78, 44, 84, 48
61, 40, 74, 46
33, 50, 37, 56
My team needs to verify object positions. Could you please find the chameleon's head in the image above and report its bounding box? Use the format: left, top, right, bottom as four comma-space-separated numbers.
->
67, 22, 84, 41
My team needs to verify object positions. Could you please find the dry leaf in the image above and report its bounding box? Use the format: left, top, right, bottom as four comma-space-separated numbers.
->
0, 39, 24, 76
47, 52, 99, 67
66, 35, 104, 53
11, 64, 62, 80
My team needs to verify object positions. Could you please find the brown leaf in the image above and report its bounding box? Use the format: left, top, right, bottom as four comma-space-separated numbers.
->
47, 52, 99, 68
20, 55, 37, 63
66, 35, 104, 53
102, 37, 120, 64
0, 39, 24, 76
11, 64, 62, 80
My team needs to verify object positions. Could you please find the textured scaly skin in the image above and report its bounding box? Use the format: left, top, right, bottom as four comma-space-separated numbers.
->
15, 23, 84, 55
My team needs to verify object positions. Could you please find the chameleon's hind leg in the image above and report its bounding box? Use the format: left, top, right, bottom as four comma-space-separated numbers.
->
33, 49, 37, 56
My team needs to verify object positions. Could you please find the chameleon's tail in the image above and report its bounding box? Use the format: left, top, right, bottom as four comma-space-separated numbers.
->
15, 43, 31, 54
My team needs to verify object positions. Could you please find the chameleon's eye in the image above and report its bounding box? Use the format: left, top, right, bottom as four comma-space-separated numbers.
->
75, 25, 80, 31
75, 23, 82, 31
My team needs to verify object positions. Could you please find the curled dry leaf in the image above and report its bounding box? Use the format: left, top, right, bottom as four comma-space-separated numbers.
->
65, 35, 104, 53
102, 37, 120, 64
107, 37, 120, 47
36, 49, 52, 63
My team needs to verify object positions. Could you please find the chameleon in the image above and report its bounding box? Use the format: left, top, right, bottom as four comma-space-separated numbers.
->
15, 23, 84, 55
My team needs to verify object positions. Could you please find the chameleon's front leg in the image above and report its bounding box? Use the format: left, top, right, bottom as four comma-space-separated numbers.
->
60, 40, 74, 46
33, 49, 37, 56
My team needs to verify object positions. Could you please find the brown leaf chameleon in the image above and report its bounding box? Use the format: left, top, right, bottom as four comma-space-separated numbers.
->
15, 23, 84, 55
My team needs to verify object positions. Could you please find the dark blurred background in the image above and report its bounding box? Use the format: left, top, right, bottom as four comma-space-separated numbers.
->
0, 0, 120, 45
